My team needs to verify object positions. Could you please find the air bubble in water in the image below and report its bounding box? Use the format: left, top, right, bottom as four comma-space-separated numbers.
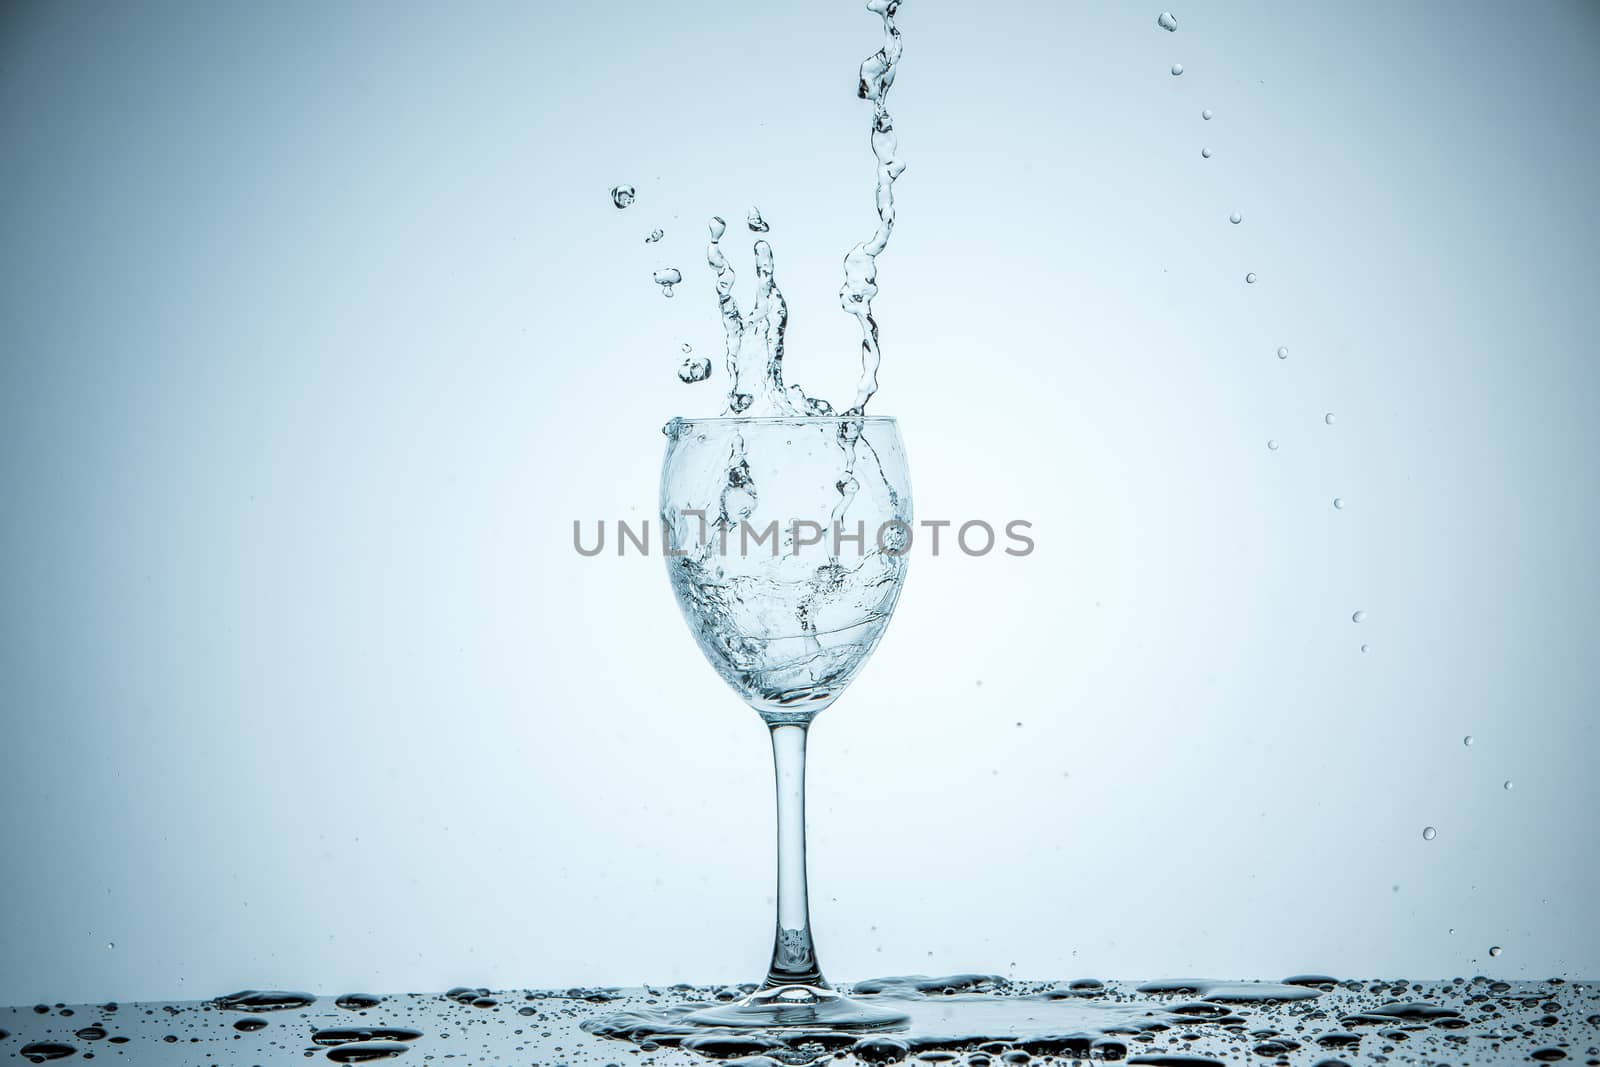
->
1157, 12, 1178, 31
1463, 735, 1474, 747
1352, 610, 1367, 623
1202, 108, 1214, 120
645, 229, 664, 244
1277, 346, 1289, 359
747, 206, 770, 232
1267, 439, 1279, 451
1423, 826, 1437, 841
1230, 212, 1242, 224
1201, 147, 1212, 158
1245, 272, 1258, 284
1489, 945, 1504, 957
679, 356, 713, 384
1171, 63, 1184, 75
1325, 413, 1336, 425
610, 185, 636, 209
1333, 498, 1344, 509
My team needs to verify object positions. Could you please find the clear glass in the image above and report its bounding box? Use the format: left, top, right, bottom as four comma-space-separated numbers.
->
660, 416, 912, 1029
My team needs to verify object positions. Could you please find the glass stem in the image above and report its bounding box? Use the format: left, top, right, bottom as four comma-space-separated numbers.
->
764, 722, 828, 989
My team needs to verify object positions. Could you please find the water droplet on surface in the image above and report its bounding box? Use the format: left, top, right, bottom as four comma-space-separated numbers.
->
1200, 147, 1212, 158
1202, 107, 1214, 120
1422, 826, 1437, 841
678, 356, 713, 383
1352, 610, 1367, 623
644, 229, 664, 244
336, 994, 382, 1011
1245, 272, 1257, 284
1463, 735, 1474, 747
233, 1018, 268, 1033
19, 1043, 76, 1064
746, 206, 770, 232
1157, 11, 1178, 31
610, 185, 636, 209
1489, 945, 1503, 957
1333, 498, 1344, 509
1171, 63, 1184, 75
1277, 346, 1289, 359
1230, 212, 1241, 224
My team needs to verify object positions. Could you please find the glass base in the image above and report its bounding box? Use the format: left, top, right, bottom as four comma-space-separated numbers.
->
682, 984, 910, 1030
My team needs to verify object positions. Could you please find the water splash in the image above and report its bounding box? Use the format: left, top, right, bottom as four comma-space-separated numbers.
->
746, 206, 769, 232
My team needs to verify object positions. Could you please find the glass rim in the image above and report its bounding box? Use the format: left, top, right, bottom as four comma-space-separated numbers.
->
667, 414, 899, 426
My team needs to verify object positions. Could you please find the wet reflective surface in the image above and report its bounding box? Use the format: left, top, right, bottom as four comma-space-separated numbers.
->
2, 976, 1595, 1065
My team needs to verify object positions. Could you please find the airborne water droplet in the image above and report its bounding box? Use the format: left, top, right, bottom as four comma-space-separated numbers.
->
1245, 272, 1258, 284
1230, 212, 1242, 224
746, 206, 769, 232
1267, 439, 1279, 451
1489, 945, 1504, 957
652, 268, 682, 286
1277, 346, 1289, 359
1503, 779, 1514, 791
1352, 610, 1367, 623
1201, 147, 1212, 158
610, 185, 636, 209
1157, 11, 1178, 32
644, 229, 664, 244
1463, 734, 1474, 747
1333, 497, 1344, 509
1202, 107, 1214, 120
678, 356, 713, 384
1361, 643, 1370, 652
1171, 63, 1184, 75
681, 342, 693, 353
1423, 826, 1437, 841
1325, 413, 1336, 425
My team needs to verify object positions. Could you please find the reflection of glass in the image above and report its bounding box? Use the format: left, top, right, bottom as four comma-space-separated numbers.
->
660, 416, 913, 1029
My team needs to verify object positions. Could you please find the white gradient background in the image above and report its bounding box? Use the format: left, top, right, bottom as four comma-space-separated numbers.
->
2, 0, 1597, 1006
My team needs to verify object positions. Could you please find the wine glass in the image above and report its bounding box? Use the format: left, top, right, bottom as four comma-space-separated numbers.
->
660, 415, 912, 1029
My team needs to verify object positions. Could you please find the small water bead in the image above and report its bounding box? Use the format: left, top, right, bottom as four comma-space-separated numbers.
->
652, 267, 681, 298
1463, 735, 1474, 746
1333, 498, 1344, 509
1201, 147, 1212, 158
678, 356, 713, 383
1202, 107, 1214, 120
1230, 212, 1242, 224
1490, 945, 1504, 957
746, 206, 769, 232
1245, 272, 1257, 284
1158, 11, 1178, 31
610, 185, 636, 209
1267, 439, 1279, 451
1423, 826, 1437, 841
1352, 610, 1367, 623
1361, 643, 1370, 653
1171, 63, 1184, 75
1277, 346, 1289, 359
681, 342, 693, 353
1325, 413, 1336, 425
1503, 779, 1514, 790
644, 229, 664, 244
